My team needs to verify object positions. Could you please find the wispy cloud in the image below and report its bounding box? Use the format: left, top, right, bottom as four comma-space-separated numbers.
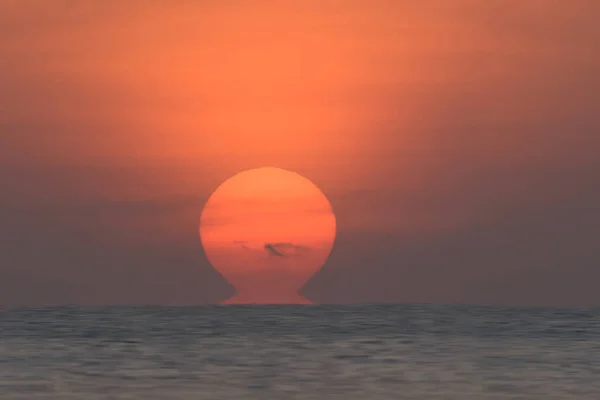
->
232, 241, 311, 257
264, 242, 311, 258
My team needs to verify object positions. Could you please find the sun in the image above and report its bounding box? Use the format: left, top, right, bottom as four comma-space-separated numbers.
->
199, 167, 336, 304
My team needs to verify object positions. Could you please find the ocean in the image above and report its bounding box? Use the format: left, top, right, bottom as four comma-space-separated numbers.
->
1, 305, 599, 399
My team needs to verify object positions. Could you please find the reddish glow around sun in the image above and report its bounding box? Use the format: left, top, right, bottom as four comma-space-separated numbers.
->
199, 167, 336, 304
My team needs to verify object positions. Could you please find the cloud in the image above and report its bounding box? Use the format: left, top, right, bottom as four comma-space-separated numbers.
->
264, 242, 311, 258
231, 241, 312, 257
264, 243, 286, 257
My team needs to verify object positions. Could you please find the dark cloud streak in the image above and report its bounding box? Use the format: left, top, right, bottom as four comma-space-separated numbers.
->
264, 242, 311, 258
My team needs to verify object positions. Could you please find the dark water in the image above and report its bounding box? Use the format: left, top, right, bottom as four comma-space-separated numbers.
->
1, 305, 600, 399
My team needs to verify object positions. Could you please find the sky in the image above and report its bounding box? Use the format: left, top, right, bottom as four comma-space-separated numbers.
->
1, 0, 599, 306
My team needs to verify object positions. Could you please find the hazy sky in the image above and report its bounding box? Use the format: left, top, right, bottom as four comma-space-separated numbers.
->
1, 0, 599, 306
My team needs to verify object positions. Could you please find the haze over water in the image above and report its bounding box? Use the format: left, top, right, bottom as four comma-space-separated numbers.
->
2, 305, 599, 399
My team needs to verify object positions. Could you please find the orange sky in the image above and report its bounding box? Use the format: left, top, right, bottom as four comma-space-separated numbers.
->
1, 1, 599, 306
3, 1, 593, 166
3, 1, 598, 173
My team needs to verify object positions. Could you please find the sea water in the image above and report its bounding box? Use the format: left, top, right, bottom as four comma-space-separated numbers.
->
1, 305, 599, 399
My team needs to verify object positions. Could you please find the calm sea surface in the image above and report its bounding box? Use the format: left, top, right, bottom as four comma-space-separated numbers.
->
1, 305, 599, 399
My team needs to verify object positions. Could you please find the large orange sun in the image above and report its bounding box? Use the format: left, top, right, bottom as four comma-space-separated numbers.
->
199, 167, 336, 304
